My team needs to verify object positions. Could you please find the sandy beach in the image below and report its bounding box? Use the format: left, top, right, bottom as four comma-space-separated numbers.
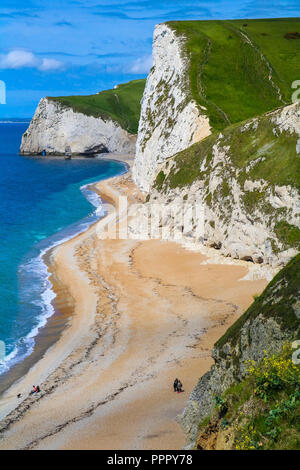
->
0, 156, 270, 450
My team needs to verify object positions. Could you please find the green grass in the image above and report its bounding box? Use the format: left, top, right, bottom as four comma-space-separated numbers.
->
215, 253, 300, 350
168, 18, 300, 130
155, 103, 300, 193
48, 79, 146, 134
275, 221, 300, 249
155, 170, 166, 191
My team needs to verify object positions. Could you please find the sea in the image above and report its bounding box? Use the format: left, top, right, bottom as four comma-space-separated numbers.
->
0, 119, 126, 379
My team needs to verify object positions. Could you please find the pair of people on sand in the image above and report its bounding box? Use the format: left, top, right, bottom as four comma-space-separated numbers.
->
30, 385, 40, 395
173, 378, 183, 393
17, 385, 40, 399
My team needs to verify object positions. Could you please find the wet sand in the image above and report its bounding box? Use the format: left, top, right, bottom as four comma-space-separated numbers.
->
0, 161, 269, 450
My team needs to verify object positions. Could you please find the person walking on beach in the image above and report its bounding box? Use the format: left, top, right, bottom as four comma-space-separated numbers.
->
173, 378, 179, 392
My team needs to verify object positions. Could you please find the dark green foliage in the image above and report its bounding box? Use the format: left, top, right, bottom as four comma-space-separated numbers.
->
198, 346, 300, 450
284, 32, 300, 39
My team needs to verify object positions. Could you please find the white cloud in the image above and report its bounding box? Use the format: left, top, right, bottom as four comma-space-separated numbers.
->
0, 50, 64, 72
129, 54, 152, 74
38, 58, 64, 71
0, 50, 39, 69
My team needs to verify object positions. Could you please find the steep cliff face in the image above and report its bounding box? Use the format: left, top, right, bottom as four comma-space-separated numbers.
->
180, 253, 300, 449
20, 98, 137, 156
148, 103, 300, 267
133, 23, 211, 192
133, 18, 300, 192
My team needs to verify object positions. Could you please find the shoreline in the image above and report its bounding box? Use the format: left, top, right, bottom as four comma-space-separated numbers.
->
0, 154, 131, 398
0, 156, 271, 449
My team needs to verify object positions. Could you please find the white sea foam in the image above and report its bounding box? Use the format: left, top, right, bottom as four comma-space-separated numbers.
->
80, 183, 106, 217
0, 182, 110, 375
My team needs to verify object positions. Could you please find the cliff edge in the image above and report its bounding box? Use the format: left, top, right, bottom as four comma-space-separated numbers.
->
133, 23, 211, 192
20, 79, 145, 156
133, 18, 300, 192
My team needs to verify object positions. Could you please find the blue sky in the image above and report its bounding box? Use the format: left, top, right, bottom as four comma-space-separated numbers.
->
0, 0, 299, 117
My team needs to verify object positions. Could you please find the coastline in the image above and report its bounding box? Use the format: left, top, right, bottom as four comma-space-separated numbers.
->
0, 155, 271, 449
0, 154, 131, 397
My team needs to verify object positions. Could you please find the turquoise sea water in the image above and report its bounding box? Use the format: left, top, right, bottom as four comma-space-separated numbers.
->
0, 121, 126, 375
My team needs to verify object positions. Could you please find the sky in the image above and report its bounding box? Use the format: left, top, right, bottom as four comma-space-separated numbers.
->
0, 0, 299, 117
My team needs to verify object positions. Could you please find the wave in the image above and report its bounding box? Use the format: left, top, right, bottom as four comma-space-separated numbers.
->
0, 169, 126, 375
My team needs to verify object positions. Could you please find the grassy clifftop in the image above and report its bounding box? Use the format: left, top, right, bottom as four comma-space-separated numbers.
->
168, 18, 300, 130
48, 79, 146, 134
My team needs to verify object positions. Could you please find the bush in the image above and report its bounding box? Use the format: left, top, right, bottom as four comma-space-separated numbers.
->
246, 344, 300, 401
284, 32, 300, 39
214, 395, 228, 418
234, 344, 300, 450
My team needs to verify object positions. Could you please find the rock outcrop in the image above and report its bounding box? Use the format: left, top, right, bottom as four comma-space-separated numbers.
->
180, 253, 300, 448
133, 23, 211, 192
20, 98, 137, 156
146, 103, 300, 267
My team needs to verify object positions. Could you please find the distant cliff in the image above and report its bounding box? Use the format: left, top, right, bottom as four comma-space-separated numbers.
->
20, 79, 145, 156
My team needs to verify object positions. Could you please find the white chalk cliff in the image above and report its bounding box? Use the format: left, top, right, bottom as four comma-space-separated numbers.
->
130, 103, 300, 267
20, 98, 137, 156
133, 23, 211, 192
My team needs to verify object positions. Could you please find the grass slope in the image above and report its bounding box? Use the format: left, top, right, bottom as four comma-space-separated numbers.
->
168, 18, 300, 130
156, 104, 300, 192
216, 253, 300, 350
48, 79, 146, 134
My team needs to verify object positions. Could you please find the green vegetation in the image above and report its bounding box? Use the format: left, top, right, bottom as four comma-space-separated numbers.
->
168, 18, 300, 130
197, 344, 300, 450
233, 345, 300, 450
275, 221, 300, 250
155, 170, 166, 191
48, 79, 146, 134
215, 253, 300, 350
154, 103, 300, 193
